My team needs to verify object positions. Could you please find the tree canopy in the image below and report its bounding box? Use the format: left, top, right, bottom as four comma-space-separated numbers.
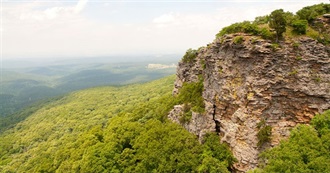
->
269, 9, 287, 42
256, 110, 330, 172
0, 75, 236, 172
216, 3, 330, 44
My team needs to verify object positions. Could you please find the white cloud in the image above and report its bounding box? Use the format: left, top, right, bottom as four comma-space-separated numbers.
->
2, 0, 329, 59
14, 0, 88, 22
2, 0, 92, 58
74, 0, 88, 14
43, 7, 64, 20
153, 12, 176, 24
143, 1, 329, 53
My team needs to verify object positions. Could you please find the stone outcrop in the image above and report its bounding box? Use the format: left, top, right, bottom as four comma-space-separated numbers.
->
323, 14, 330, 18
169, 33, 330, 172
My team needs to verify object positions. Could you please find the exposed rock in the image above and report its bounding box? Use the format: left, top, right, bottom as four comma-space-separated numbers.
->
168, 104, 214, 140
323, 14, 330, 18
169, 33, 330, 172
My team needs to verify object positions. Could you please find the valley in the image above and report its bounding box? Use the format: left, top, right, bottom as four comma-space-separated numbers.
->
0, 56, 178, 117
1, 2, 330, 173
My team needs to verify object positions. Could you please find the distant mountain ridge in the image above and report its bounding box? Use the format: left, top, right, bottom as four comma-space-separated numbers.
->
1, 3, 330, 173
0, 60, 177, 117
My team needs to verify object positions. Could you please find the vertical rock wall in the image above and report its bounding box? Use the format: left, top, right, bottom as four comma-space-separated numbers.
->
169, 33, 330, 172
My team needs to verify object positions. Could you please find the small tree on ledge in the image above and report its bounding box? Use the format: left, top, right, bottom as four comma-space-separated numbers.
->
269, 9, 287, 42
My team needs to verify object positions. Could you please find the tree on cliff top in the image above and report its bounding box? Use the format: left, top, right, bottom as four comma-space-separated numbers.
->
269, 9, 287, 42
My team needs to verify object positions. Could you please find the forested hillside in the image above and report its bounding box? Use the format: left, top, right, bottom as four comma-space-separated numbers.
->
1, 74, 329, 172
0, 76, 235, 172
1, 59, 177, 118
1, 3, 330, 173
253, 110, 330, 172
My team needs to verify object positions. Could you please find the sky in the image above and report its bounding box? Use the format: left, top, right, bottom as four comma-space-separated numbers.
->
1, 0, 329, 60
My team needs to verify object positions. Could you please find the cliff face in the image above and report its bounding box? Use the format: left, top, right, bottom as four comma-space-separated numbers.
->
169, 34, 330, 171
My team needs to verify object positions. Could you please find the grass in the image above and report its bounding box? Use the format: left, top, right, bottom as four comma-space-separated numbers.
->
233, 36, 244, 44
289, 69, 298, 76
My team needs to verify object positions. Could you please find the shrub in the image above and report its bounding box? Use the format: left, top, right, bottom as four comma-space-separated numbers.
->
216, 21, 260, 38
182, 48, 198, 63
200, 59, 206, 69
259, 110, 330, 173
311, 110, 330, 135
292, 20, 308, 35
253, 15, 269, 25
314, 77, 321, 82
179, 103, 192, 123
250, 38, 258, 44
292, 42, 300, 49
177, 77, 205, 115
296, 3, 330, 23
199, 133, 237, 171
283, 11, 297, 26
259, 28, 273, 40
306, 26, 319, 40
270, 43, 279, 51
233, 36, 244, 44
257, 119, 272, 147
244, 22, 261, 35
289, 69, 298, 76
216, 20, 276, 41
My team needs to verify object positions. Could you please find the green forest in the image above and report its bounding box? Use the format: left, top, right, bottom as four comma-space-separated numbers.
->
0, 76, 235, 172
1, 3, 330, 173
252, 110, 330, 172
1, 75, 329, 172
0, 60, 176, 118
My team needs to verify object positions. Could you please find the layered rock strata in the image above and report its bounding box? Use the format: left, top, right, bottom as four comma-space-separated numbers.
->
169, 33, 330, 172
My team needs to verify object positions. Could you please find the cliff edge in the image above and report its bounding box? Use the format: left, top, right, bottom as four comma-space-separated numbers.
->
169, 32, 330, 171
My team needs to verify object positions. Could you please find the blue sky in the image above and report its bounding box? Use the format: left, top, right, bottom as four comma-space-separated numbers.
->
1, 0, 329, 59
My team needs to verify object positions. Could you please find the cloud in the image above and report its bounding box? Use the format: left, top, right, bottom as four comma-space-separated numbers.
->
43, 7, 68, 20
74, 0, 88, 14
153, 12, 176, 24
2, 0, 92, 58
15, 0, 88, 21
145, 1, 330, 52
3, 0, 329, 59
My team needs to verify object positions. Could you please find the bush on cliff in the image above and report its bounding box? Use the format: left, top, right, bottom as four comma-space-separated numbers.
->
182, 48, 198, 63
257, 110, 330, 172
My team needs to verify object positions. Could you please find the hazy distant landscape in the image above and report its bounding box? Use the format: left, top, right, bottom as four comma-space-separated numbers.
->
1, 1, 330, 172
0, 55, 180, 117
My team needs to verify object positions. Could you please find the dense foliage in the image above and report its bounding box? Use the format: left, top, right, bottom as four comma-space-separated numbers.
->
175, 77, 205, 123
216, 21, 260, 37
256, 119, 272, 147
198, 133, 237, 173
233, 36, 244, 44
0, 76, 235, 172
292, 20, 308, 35
296, 3, 330, 23
177, 77, 205, 113
0, 61, 176, 118
182, 48, 198, 63
0, 97, 63, 133
2, 3, 329, 173
269, 9, 287, 42
255, 110, 330, 172
216, 3, 330, 44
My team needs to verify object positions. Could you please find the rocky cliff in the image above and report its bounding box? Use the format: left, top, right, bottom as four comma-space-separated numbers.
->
169, 33, 330, 171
